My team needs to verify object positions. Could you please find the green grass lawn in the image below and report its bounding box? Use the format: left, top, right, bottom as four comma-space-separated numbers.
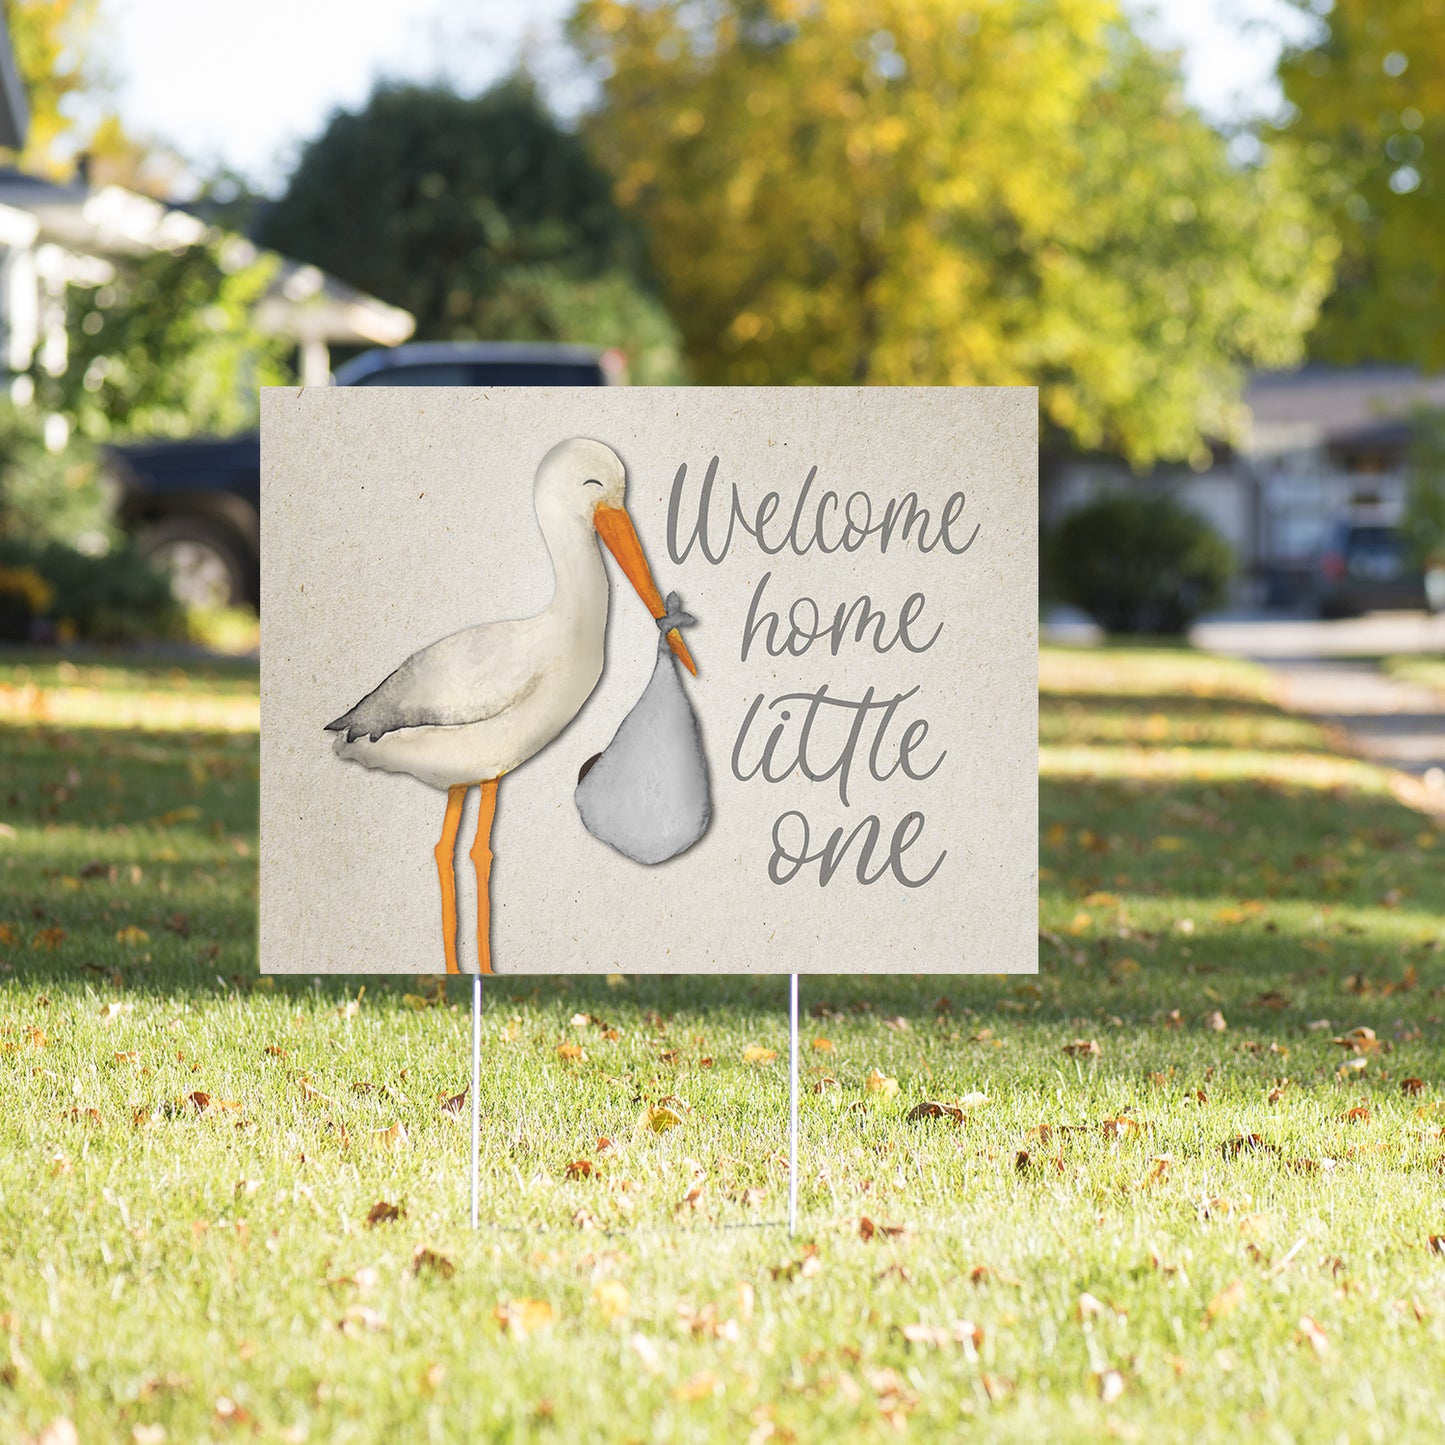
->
2, 645, 1444, 1444
1383, 653, 1445, 697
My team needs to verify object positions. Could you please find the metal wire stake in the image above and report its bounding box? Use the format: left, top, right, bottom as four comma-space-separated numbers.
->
471, 974, 482, 1230
788, 972, 799, 1237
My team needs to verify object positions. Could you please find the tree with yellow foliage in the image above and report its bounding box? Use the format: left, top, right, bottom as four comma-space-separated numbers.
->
1277, 0, 1445, 369
573, 0, 1337, 466
3, 0, 146, 183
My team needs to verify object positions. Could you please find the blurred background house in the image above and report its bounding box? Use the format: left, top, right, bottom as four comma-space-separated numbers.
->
1049, 365, 1445, 610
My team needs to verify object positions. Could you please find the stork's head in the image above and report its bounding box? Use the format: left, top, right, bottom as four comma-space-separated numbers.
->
534, 437, 696, 676
536, 436, 628, 517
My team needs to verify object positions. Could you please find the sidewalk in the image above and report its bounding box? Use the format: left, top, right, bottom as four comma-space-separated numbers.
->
1194, 619, 1445, 818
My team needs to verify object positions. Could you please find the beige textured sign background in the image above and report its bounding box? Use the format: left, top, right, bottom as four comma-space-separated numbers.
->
260, 386, 1036, 974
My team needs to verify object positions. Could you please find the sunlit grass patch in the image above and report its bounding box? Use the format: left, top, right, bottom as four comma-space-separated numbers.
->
1382, 653, 1445, 696
1039, 645, 1272, 701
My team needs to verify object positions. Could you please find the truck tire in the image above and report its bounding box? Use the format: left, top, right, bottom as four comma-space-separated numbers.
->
137, 517, 252, 610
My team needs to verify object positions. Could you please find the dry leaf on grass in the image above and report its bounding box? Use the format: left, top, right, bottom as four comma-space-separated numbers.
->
556, 1041, 587, 1062
673, 1371, 721, 1403
296, 1076, 335, 1107
1221, 1133, 1274, 1159
1098, 1370, 1126, 1404
1204, 1279, 1245, 1326
1203, 1010, 1228, 1033
906, 1101, 965, 1125
27, 1420, 79, 1445
1063, 1039, 1101, 1058
858, 1216, 906, 1242
439, 1088, 467, 1115
411, 1246, 455, 1279
337, 1305, 386, 1334
769, 1247, 822, 1281
1401, 1078, 1426, 1097
592, 1280, 629, 1321
1100, 1115, 1144, 1139
865, 1068, 899, 1098
1297, 1317, 1328, 1358
373, 1122, 408, 1150
743, 1045, 777, 1064
900, 1321, 982, 1359
364, 1200, 404, 1227
1332, 1026, 1381, 1055
494, 1298, 554, 1338
640, 1104, 684, 1134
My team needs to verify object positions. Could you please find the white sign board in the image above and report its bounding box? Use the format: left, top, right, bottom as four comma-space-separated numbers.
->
260, 387, 1037, 974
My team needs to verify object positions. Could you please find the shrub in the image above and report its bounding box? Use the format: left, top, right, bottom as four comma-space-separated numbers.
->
1049, 493, 1234, 635
0, 538, 184, 644
0, 402, 113, 550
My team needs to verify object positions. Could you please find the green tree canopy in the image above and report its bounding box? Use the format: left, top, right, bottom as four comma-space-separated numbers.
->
257, 77, 685, 383
572, 0, 1336, 466
46, 238, 288, 441
1277, 0, 1445, 368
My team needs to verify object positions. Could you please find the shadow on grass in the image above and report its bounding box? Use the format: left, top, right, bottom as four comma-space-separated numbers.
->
3, 678, 1442, 1047
0, 645, 259, 683
1042, 690, 1291, 720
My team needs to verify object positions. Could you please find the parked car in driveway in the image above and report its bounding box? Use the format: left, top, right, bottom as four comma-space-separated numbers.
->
106, 342, 622, 609
1315, 512, 1434, 618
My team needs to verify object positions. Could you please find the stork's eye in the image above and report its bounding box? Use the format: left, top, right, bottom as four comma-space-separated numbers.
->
584, 478, 603, 488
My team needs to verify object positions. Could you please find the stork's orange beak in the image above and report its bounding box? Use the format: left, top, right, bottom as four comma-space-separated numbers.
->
594, 504, 697, 675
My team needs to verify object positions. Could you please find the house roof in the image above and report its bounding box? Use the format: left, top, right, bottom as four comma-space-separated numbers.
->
0, 168, 413, 348
1244, 365, 1445, 455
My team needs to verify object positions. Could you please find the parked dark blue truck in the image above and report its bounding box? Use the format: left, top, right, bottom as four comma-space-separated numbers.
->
106, 342, 618, 608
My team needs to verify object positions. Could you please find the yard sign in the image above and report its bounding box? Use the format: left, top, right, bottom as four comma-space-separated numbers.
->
259, 387, 1036, 975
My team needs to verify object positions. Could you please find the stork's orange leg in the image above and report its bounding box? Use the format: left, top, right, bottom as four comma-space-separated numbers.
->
470, 778, 500, 975
434, 784, 468, 975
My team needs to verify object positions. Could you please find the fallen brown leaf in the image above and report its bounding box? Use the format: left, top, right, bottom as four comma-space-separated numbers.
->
858, 1216, 905, 1242
1062, 1039, 1101, 1058
592, 1280, 629, 1321
411, 1246, 455, 1279
906, 1101, 964, 1125
1204, 1279, 1245, 1326
494, 1298, 554, 1337
672, 1370, 720, 1402
373, 1121, 408, 1150
364, 1200, 404, 1227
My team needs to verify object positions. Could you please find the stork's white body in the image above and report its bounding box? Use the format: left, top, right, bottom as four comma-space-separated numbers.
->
327, 442, 617, 791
